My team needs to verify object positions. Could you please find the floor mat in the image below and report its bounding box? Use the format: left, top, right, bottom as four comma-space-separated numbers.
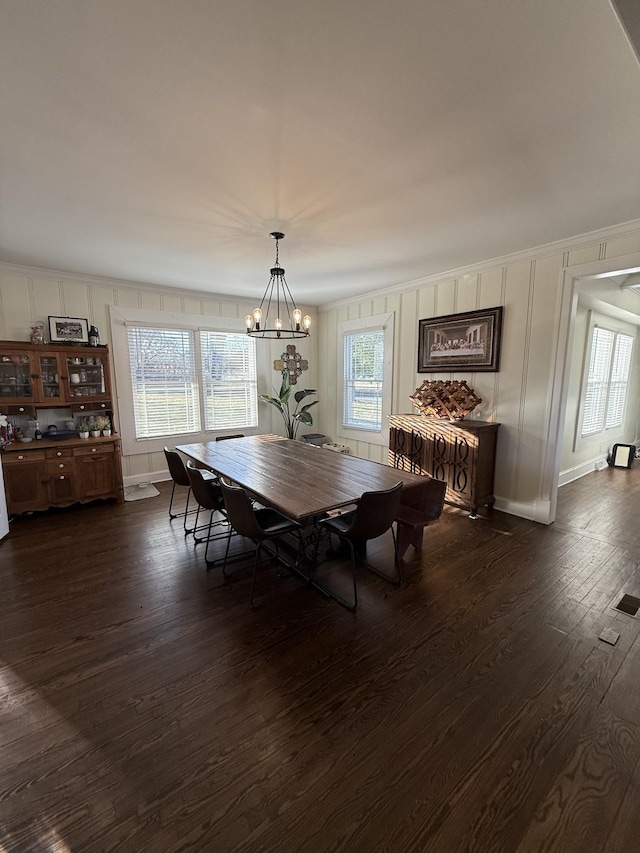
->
124, 483, 160, 501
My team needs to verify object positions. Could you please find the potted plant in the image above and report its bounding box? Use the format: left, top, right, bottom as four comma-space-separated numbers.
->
87, 417, 101, 438
78, 418, 90, 439
94, 414, 111, 435
259, 373, 318, 440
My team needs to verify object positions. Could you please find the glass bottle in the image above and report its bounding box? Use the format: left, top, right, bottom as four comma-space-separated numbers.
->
89, 325, 100, 347
34, 421, 42, 440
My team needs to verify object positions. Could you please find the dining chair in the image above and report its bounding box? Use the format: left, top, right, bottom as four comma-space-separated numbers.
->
164, 447, 201, 533
317, 482, 403, 611
185, 461, 228, 564
219, 479, 302, 607
164, 446, 218, 534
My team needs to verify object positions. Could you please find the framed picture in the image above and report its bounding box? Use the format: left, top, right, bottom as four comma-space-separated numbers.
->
418, 306, 503, 373
48, 315, 90, 345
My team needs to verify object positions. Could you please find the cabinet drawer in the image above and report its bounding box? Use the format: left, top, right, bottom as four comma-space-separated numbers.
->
46, 447, 74, 460
6, 404, 36, 416
74, 442, 114, 458
4, 449, 46, 463
71, 400, 112, 414
47, 458, 76, 475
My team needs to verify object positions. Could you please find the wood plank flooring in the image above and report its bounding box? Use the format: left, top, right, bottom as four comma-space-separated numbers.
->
2, 465, 640, 851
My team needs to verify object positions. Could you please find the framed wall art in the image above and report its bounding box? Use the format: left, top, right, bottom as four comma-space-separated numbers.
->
48, 315, 90, 344
418, 306, 503, 373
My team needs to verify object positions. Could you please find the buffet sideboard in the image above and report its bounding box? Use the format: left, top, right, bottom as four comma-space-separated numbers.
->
389, 414, 500, 517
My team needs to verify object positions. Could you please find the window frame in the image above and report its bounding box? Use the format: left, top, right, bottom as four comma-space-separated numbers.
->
110, 305, 269, 456
575, 311, 636, 450
337, 312, 394, 447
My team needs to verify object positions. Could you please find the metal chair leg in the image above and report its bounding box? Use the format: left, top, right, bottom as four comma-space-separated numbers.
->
168, 484, 198, 535
204, 511, 215, 565
168, 482, 179, 518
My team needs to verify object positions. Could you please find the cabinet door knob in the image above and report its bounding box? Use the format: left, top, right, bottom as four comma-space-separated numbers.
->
18, 407, 25, 412
56, 451, 62, 457
79, 405, 85, 410
59, 463, 64, 469
91, 447, 97, 453
100, 403, 106, 408
17, 455, 24, 460
59, 475, 65, 480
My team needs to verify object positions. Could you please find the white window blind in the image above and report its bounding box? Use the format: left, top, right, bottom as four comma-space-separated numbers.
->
199, 331, 258, 430
343, 330, 384, 430
127, 327, 201, 438
582, 326, 634, 437
606, 333, 634, 428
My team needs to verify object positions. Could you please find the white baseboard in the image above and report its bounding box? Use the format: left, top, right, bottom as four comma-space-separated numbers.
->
558, 457, 607, 487
493, 497, 542, 523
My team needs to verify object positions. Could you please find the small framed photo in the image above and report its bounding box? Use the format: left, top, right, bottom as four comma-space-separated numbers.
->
48, 316, 90, 345
418, 306, 503, 373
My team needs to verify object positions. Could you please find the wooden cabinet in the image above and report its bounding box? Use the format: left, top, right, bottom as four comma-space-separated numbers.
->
3, 437, 124, 514
74, 442, 118, 499
1, 449, 49, 514
1, 340, 123, 515
389, 414, 500, 517
0, 341, 111, 407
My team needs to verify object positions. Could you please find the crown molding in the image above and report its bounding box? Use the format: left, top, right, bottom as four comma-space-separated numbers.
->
0, 260, 259, 308
320, 218, 640, 312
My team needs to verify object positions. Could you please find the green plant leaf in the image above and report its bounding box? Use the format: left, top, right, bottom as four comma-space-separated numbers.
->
259, 396, 283, 409
279, 378, 292, 404
294, 388, 317, 403
299, 400, 319, 413
295, 411, 314, 426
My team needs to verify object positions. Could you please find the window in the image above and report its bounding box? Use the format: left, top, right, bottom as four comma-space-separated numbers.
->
581, 324, 634, 438
338, 312, 394, 446
343, 330, 384, 431
127, 326, 258, 440
200, 331, 257, 431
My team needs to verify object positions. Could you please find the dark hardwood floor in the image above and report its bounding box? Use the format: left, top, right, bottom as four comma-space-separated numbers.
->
2, 465, 640, 851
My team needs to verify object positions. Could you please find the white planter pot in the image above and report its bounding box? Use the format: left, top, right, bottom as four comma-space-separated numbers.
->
102, 429, 111, 436
79, 431, 89, 439
91, 430, 101, 438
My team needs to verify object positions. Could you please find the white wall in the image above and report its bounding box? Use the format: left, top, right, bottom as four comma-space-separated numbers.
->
0, 267, 318, 484
3, 220, 640, 512
560, 298, 640, 483
316, 224, 640, 521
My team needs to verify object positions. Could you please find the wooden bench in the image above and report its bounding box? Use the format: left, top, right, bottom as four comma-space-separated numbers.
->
395, 477, 446, 558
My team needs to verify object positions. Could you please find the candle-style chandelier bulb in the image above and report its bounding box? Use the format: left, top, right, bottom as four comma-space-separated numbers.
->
246, 232, 311, 339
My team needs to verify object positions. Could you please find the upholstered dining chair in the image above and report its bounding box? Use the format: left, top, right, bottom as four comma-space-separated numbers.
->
185, 461, 228, 564
164, 446, 217, 534
317, 482, 404, 611
219, 479, 302, 607
164, 447, 198, 532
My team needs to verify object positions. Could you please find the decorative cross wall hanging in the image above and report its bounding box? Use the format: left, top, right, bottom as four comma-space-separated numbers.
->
274, 344, 308, 385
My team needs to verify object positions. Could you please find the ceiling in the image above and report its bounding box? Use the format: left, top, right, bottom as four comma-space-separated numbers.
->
1, 0, 640, 306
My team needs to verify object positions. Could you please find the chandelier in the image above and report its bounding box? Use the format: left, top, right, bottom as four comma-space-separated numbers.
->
245, 232, 311, 339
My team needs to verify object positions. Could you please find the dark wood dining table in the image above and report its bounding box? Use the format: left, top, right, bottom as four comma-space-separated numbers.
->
176, 434, 430, 523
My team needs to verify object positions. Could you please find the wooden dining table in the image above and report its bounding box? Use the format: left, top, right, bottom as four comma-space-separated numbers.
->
177, 435, 445, 607
176, 434, 430, 523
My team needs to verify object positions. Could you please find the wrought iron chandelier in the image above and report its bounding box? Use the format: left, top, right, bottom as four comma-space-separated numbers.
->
245, 232, 311, 339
